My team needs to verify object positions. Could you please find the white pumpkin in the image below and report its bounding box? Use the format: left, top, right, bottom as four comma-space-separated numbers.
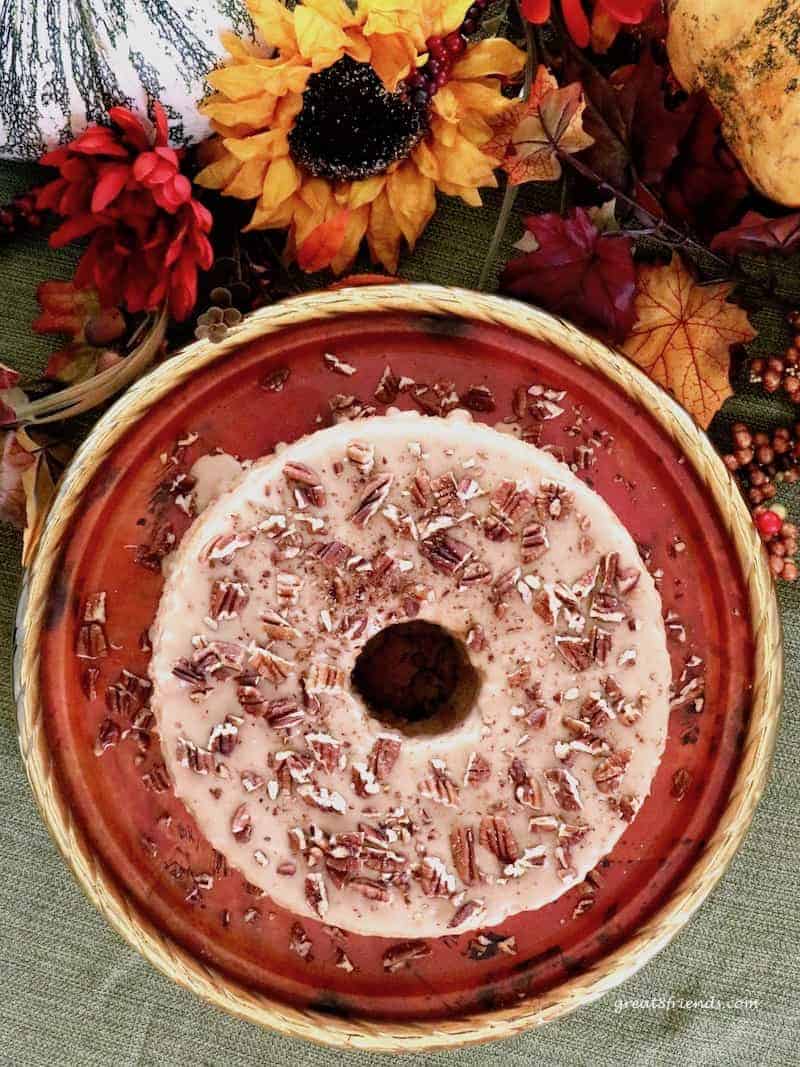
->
667, 0, 800, 206
0, 0, 252, 159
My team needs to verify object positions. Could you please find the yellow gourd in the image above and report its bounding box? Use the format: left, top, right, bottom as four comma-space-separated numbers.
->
667, 0, 800, 206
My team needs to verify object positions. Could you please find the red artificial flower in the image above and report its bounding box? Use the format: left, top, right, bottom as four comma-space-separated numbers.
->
36, 103, 212, 321
521, 0, 655, 48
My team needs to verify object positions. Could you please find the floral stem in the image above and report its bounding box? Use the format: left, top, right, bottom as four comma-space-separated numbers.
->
477, 1, 537, 291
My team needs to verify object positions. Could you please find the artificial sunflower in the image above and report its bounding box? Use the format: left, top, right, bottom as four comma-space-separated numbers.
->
195, 0, 526, 273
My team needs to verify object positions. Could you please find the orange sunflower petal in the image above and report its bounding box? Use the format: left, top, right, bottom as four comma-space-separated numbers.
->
386, 160, 436, 250
332, 204, 371, 274
304, 0, 360, 25
194, 153, 242, 190
294, 7, 350, 67
449, 78, 517, 118
435, 180, 484, 206
261, 156, 302, 212
298, 208, 351, 272
223, 129, 289, 162
432, 127, 497, 186
451, 38, 526, 80
245, 193, 300, 232
344, 175, 387, 209
206, 60, 311, 101
223, 157, 270, 199
368, 32, 418, 90
344, 28, 373, 64
247, 0, 298, 52
360, 0, 427, 49
367, 188, 404, 273
200, 93, 277, 130
412, 139, 440, 180
424, 0, 472, 36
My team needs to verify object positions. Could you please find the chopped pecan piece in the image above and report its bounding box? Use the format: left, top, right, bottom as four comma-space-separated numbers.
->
418, 759, 460, 806
283, 461, 326, 507
374, 364, 400, 404
231, 803, 252, 843
346, 439, 375, 477
521, 520, 549, 563
420, 533, 472, 574
449, 899, 485, 928
94, 718, 120, 756
208, 714, 241, 755
544, 768, 583, 811
465, 932, 517, 960
306, 732, 343, 772
369, 735, 402, 781
450, 825, 479, 885
260, 608, 301, 641
350, 474, 393, 526
555, 635, 593, 672
199, 530, 252, 565
479, 814, 520, 864
209, 578, 249, 620
312, 540, 352, 569
410, 466, 432, 507
247, 644, 293, 681
351, 877, 390, 902
464, 751, 491, 786
305, 661, 345, 692
418, 855, 456, 897
305, 872, 329, 919
297, 784, 347, 814
289, 922, 313, 961
593, 749, 631, 794
261, 366, 290, 392
351, 762, 380, 797
510, 757, 541, 807
460, 384, 496, 411
383, 940, 431, 972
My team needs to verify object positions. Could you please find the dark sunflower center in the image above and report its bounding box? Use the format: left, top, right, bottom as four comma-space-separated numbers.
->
288, 55, 429, 182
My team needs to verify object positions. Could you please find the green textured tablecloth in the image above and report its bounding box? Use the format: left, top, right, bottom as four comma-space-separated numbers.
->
1, 160, 799, 1067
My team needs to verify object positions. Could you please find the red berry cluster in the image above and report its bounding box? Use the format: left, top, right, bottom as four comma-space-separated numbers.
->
754, 505, 799, 581
749, 311, 800, 404
405, 0, 489, 103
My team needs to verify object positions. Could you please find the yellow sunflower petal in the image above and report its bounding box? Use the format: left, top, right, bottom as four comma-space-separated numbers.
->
451, 38, 526, 80
344, 28, 373, 63
412, 139, 440, 180
274, 92, 305, 129
298, 176, 336, 218
304, 0, 360, 27
345, 175, 387, 209
200, 93, 277, 130
386, 160, 436, 250
368, 32, 417, 90
436, 179, 484, 206
424, 0, 471, 37
223, 129, 289, 162
294, 6, 350, 67
432, 85, 460, 124
367, 188, 403, 273
220, 30, 264, 60
245, 193, 300, 232
431, 114, 457, 148
247, 0, 298, 52
432, 127, 496, 186
458, 112, 494, 146
194, 153, 242, 190
222, 157, 270, 199
206, 60, 311, 101
331, 204, 371, 274
449, 78, 517, 118
360, 0, 427, 49
262, 156, 302, 213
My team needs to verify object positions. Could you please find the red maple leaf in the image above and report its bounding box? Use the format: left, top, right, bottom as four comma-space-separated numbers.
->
710, 211, 800, 257
500, 208, 636, 342
662, 92, 750, 238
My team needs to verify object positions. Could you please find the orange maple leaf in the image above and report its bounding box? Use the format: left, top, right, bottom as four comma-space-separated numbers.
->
297, 209, 351, 273
621, 255, 756, 429
486, 66, 594, 186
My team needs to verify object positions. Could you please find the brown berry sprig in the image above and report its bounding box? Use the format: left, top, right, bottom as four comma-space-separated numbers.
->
723, 421, 800, 580
749, 310, 800, 404
0, 189, 44, 243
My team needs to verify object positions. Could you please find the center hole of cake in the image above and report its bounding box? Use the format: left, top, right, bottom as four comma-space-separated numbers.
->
352, 621, 480, 737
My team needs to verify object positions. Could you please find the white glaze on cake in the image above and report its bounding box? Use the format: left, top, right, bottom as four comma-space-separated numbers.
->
150, 411, 670, 937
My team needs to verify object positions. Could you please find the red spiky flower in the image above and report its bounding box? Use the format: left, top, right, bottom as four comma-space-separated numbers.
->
36, 103, 212, 321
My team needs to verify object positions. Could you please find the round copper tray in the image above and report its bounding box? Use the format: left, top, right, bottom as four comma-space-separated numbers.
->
15, 285, 782, 1050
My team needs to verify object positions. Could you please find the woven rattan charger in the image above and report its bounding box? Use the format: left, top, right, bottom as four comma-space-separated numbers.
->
14, 285, 782, 1051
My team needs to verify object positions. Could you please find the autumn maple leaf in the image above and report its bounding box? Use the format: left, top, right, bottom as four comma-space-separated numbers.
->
710, 210, 800, 257
621, 255, 756, 429
487, 66, 594, 186
500, 208, 636, 341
